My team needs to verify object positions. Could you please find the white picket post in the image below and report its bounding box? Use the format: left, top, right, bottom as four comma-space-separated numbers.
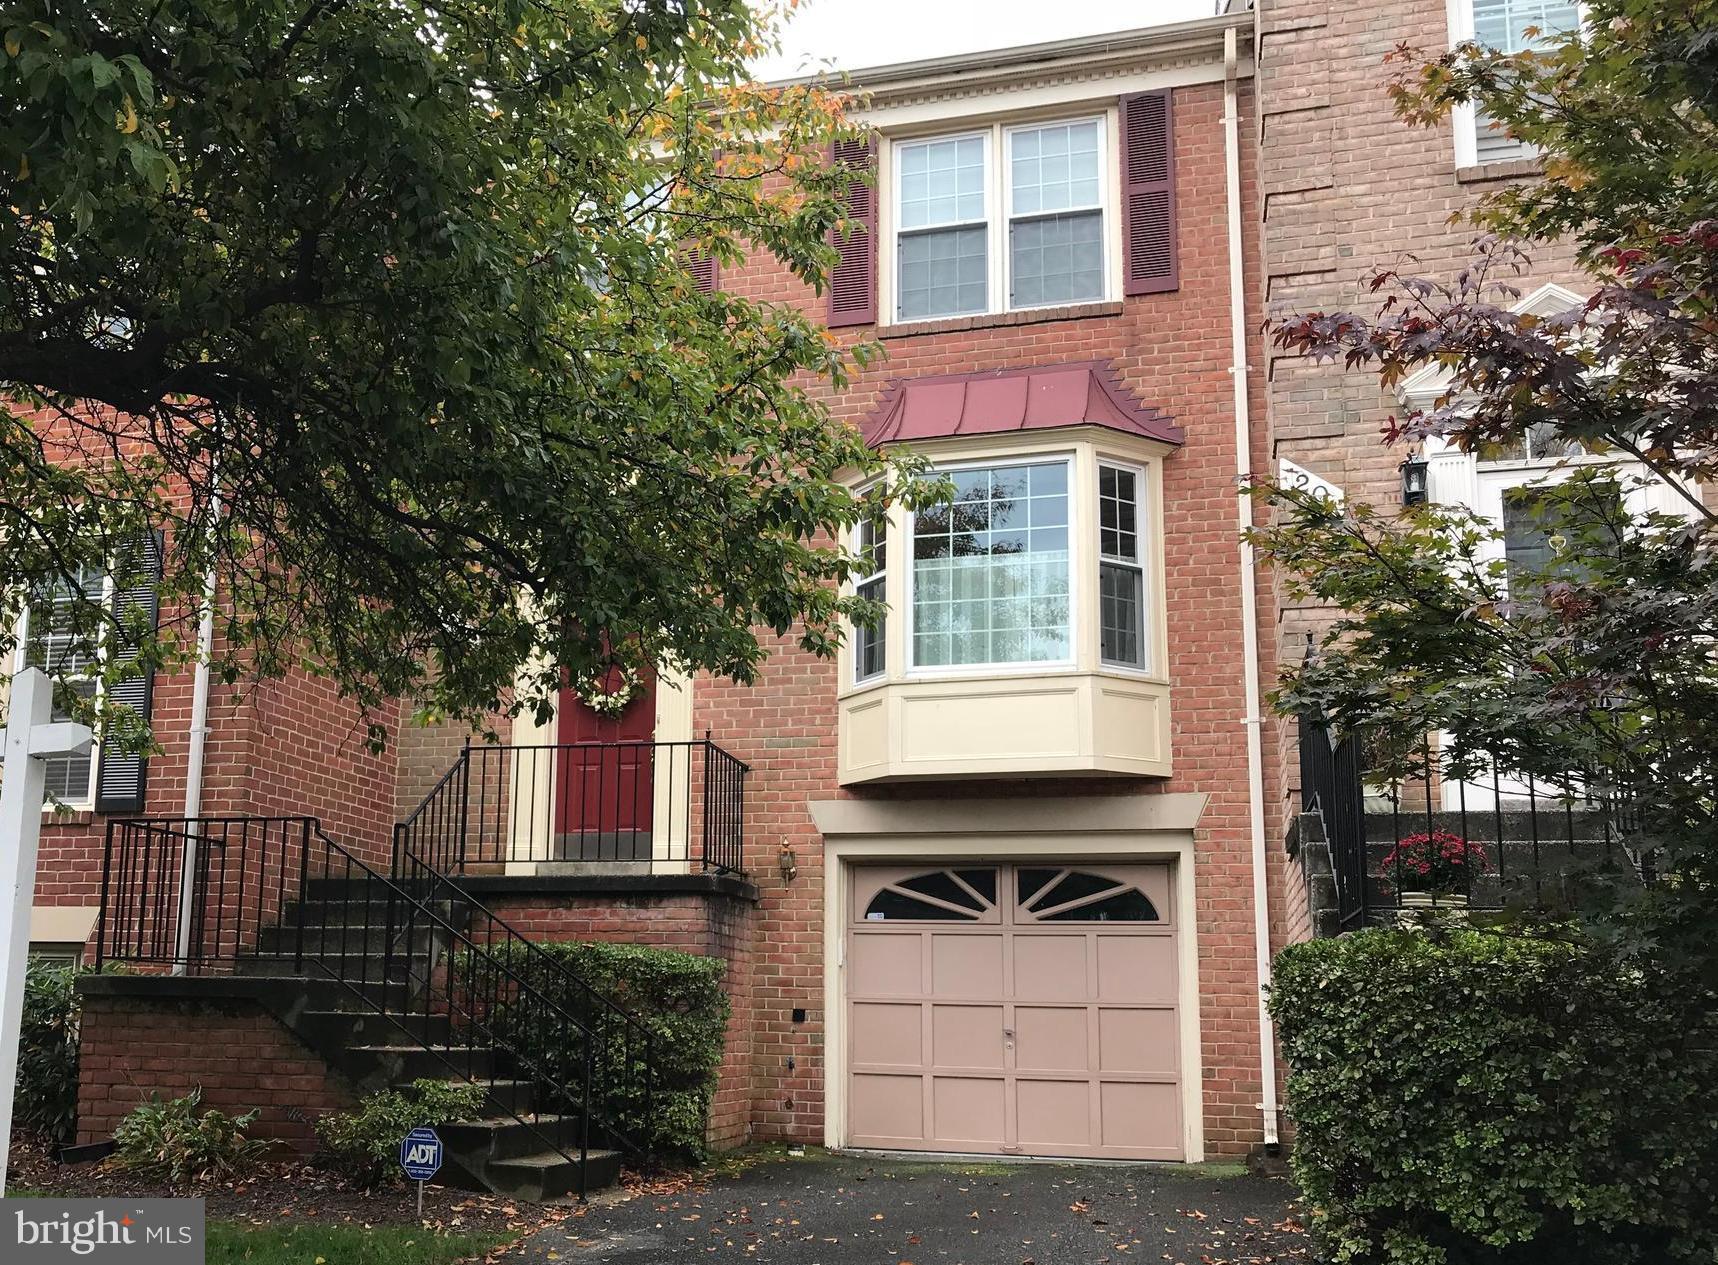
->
0, 667, 95, 1195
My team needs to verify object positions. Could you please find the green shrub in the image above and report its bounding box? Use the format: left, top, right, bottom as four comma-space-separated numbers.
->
113, 1089, 272, 1186
1270, 929, 1718, 1264
315, 1079, 486, 1188
476, 940, 728, 1160
15, 961, 81, 1145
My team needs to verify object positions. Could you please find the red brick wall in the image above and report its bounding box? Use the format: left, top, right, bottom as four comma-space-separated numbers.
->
481, 891, 757, 1151
690, 79, 1290, 1156
76, 995, 354, 1151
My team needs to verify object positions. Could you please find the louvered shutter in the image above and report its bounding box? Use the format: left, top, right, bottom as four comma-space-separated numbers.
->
684, 247, 719, 294
95, 530, 163, 815
827, 135, 878, 327
1120, 90, 1178, 295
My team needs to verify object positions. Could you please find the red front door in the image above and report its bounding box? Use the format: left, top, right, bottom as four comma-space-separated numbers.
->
555, 667, 656, 861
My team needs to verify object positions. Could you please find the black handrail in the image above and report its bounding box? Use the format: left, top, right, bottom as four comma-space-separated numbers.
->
1297, 712, 1648, 928
94, 816, 656, 1192
395, 738, 749, 876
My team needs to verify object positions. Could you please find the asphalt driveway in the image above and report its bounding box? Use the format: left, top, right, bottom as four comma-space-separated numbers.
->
526, 1150, 1308, 1265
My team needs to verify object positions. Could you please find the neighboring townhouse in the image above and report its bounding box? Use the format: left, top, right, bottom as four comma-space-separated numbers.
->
1246, 0, 1701, 931
8, 407, 396, 965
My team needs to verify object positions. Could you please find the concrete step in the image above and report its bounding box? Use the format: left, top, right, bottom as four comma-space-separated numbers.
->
415, 1077, 540, 1118
256, 922, 440, 958
232, 954, 430, 984
482, 1148, 623, 1202
297, 1008, 454, 1050
439, 1113, 587, 1164
344, 1043, 500, 1085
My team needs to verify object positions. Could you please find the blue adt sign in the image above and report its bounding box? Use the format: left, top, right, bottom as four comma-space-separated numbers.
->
400, 1127, 443, 1182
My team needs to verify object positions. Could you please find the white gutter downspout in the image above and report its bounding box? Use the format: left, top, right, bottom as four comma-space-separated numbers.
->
172, 485, 221, 975
1224, 25, 1281, 1152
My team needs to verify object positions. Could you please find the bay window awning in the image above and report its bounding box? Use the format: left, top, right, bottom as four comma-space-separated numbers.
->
861, 360, 1183, 448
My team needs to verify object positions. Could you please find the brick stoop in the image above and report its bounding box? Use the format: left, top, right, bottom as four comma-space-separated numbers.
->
77, 876, 623, 1201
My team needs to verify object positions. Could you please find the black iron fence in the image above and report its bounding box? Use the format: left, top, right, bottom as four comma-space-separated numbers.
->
95, 816, 658, 1187
396, 738, 749, 877
1298, 714, 1650, 930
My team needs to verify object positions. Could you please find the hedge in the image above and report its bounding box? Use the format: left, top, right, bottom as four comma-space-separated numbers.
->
1270, 929, 1718, 1264
474, 940, 729, 1161
15, 961, 82, 1146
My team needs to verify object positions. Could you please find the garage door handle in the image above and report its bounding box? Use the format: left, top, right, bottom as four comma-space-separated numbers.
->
1003, 1027, 1015, 1039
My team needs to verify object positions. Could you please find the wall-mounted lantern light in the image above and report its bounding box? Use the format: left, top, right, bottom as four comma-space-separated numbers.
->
1399, 452, 1430, 507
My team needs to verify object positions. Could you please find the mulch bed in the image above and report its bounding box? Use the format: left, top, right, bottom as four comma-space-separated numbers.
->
7, 1133, 579, 1237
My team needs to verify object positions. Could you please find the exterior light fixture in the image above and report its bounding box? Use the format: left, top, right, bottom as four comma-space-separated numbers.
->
1399, 452, 1430, 507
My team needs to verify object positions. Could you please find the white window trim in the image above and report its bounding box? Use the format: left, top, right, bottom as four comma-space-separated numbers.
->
11, 572, 110, 811
1096, 457, 1152, 674
1447, 0, 1587, 169
850, 499, 889, 686
885, 112, 1117, 323
905, 453, 1081, 678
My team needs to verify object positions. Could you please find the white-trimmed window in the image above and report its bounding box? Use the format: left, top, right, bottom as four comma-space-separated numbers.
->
852, 510, 888, 683
909, 459, 1073, 669
1451, 0, 1581, 165
14, 562, 107, 806
1097, 462, 1147, 670
892, 116, 1110, 322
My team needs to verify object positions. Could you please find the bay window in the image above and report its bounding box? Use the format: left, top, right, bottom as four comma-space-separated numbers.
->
853, 510, 888, 683
1098, 462, 1147, 670
910, 461, 1072, 669
892, 116, 1110, 322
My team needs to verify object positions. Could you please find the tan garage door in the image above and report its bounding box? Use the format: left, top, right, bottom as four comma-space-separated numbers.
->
846, 862, 1182, 1160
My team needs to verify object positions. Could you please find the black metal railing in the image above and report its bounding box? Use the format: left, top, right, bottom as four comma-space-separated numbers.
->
1298, 714, 1650, 931
396, 737, 748, 876
95, 816, 657, 1192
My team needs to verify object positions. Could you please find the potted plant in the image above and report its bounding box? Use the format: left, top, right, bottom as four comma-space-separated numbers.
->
1380, 830, 1487, 907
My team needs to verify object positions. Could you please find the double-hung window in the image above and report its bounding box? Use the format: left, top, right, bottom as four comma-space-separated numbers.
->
893, 117, 1109, 322
15, 562, 107, 805
896, 134, 989, 320
1007, 120, 1105, 308
1098, 463, 1147, 670
910, 460, 1073, 669
852, 511, 888, 683
1458, 0, 1581, 164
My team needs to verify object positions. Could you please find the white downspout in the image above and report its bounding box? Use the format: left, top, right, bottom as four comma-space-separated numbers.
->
172, 485, 221, 974
1224, 25, 1281, 1151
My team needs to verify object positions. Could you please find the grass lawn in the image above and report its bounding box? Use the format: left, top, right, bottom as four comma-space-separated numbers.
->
207, 1221, 510, 1265
6, 1196, 509, 1265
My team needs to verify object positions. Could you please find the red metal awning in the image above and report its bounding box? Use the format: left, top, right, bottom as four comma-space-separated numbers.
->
861, 360, 1183, 448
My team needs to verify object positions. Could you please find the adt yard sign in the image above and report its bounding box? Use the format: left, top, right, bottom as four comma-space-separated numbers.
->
400, 1127, 443, 1181
401, 1125, 443, 1215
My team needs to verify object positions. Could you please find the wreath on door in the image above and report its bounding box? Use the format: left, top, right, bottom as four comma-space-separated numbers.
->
571, 663, 644, 719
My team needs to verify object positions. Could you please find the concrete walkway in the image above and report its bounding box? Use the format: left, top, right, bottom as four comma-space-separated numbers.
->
527, 1151, 1309, 1265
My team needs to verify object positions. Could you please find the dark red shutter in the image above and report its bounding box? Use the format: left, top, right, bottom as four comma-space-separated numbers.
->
683, 247, 718, 294
1120, 90, 1177, 296
827, 135, 878, 327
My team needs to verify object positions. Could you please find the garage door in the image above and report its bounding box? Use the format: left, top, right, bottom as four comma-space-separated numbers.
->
845, 862, 1182, 1160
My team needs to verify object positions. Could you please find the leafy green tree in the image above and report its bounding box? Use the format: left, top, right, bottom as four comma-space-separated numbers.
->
1, 0, 916, 740
1253, 0, 1718, 971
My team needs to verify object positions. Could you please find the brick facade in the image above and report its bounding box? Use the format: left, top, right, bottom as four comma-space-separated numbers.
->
679, 67, 1291, 1156
474, 884, 756, 1151
76, 993, 356, 1152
